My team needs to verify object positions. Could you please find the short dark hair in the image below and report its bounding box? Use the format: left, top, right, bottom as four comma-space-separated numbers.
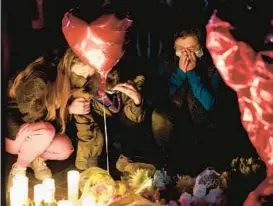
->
174, 27, 205, 46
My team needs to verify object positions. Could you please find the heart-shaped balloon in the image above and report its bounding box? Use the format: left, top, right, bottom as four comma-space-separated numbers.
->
62, 12, 132, 86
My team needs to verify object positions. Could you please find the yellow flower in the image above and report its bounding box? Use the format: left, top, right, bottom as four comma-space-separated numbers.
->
115, 181, 128, 196
247, 158, 253, 165
128, 169, 151, 190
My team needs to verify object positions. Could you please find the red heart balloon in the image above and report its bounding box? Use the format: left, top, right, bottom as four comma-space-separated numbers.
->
62, 12, 132, 85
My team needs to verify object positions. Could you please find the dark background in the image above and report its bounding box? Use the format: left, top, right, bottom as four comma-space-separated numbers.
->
2, 0, 273, 205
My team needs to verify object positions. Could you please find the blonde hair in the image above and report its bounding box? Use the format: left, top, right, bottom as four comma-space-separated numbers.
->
8, 48, 81, 133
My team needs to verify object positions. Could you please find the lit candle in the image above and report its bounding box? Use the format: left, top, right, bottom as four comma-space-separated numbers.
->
57, 200, 73, 206
43, 178, 55, 203
34, 184, 45, 205
10, 186, 25, 206
12, 175, 28, 205
9, 186, 15, 206
67, 170, 80, 202
82, 195, 96, 206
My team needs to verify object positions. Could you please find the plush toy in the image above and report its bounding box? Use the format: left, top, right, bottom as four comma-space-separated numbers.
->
177, 168, 227, 205
116, 155, 156, 175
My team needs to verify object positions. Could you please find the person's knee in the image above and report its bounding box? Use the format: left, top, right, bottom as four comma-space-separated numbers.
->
5, 122, 56, 154
53, 135, 74, 160
5, 138, 18, 154
28, 122, 56, 143
39, 122, 56, 140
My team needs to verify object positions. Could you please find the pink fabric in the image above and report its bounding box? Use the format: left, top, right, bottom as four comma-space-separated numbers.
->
5, 122, 74, 167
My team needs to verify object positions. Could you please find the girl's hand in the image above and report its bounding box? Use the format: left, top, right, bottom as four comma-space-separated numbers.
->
112, 83, 142, 105
68, 97, 90, 115
179, 51, 190, 72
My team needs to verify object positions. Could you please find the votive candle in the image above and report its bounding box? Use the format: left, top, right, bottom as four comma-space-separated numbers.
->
67, 170, 80, 202
34, 184, 45, 205
12, 175, 28, 205
10, 186, 25, 206
82, 195, 96, 206
57, 200, 73, 206
43, 178, 55, 203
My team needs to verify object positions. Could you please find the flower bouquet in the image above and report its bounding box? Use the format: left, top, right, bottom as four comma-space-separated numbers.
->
79, 165, 167, 206
230, 157, 262, 175
80, 167, 129, 205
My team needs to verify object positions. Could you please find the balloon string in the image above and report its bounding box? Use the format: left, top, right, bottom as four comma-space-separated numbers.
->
102, 79, 110, 174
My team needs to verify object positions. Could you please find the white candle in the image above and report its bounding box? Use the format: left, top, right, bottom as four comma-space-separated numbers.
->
43, 178, 55, 203
57, 200, 73, 206
12, 175, 28, 205
10, 186, 25, 206
34, 184, 45, 205
12, 174, 27, 186
9, 186, 16, 206
82, 195, 96, 206
67, 170, 80, 202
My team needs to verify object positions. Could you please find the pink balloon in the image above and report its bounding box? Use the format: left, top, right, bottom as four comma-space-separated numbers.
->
62, 12, 132, 87
206, 13, 273, 205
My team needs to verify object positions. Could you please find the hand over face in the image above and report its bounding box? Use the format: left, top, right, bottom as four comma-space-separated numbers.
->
185, 49, 197, 71
178, 49, 197, 72
68, 97, 91, 115
179, 51, 190, 72
112, 83, 142, 105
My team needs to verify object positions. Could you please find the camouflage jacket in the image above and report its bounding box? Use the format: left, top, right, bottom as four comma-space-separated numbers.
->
70, 72, 146, 144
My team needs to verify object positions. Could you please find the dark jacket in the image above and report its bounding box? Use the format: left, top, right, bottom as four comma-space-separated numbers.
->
155, 56, 221, 129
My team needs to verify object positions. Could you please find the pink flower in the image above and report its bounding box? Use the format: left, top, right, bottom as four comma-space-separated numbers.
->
179, 199, 191, 206
179, 193, 192, 206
